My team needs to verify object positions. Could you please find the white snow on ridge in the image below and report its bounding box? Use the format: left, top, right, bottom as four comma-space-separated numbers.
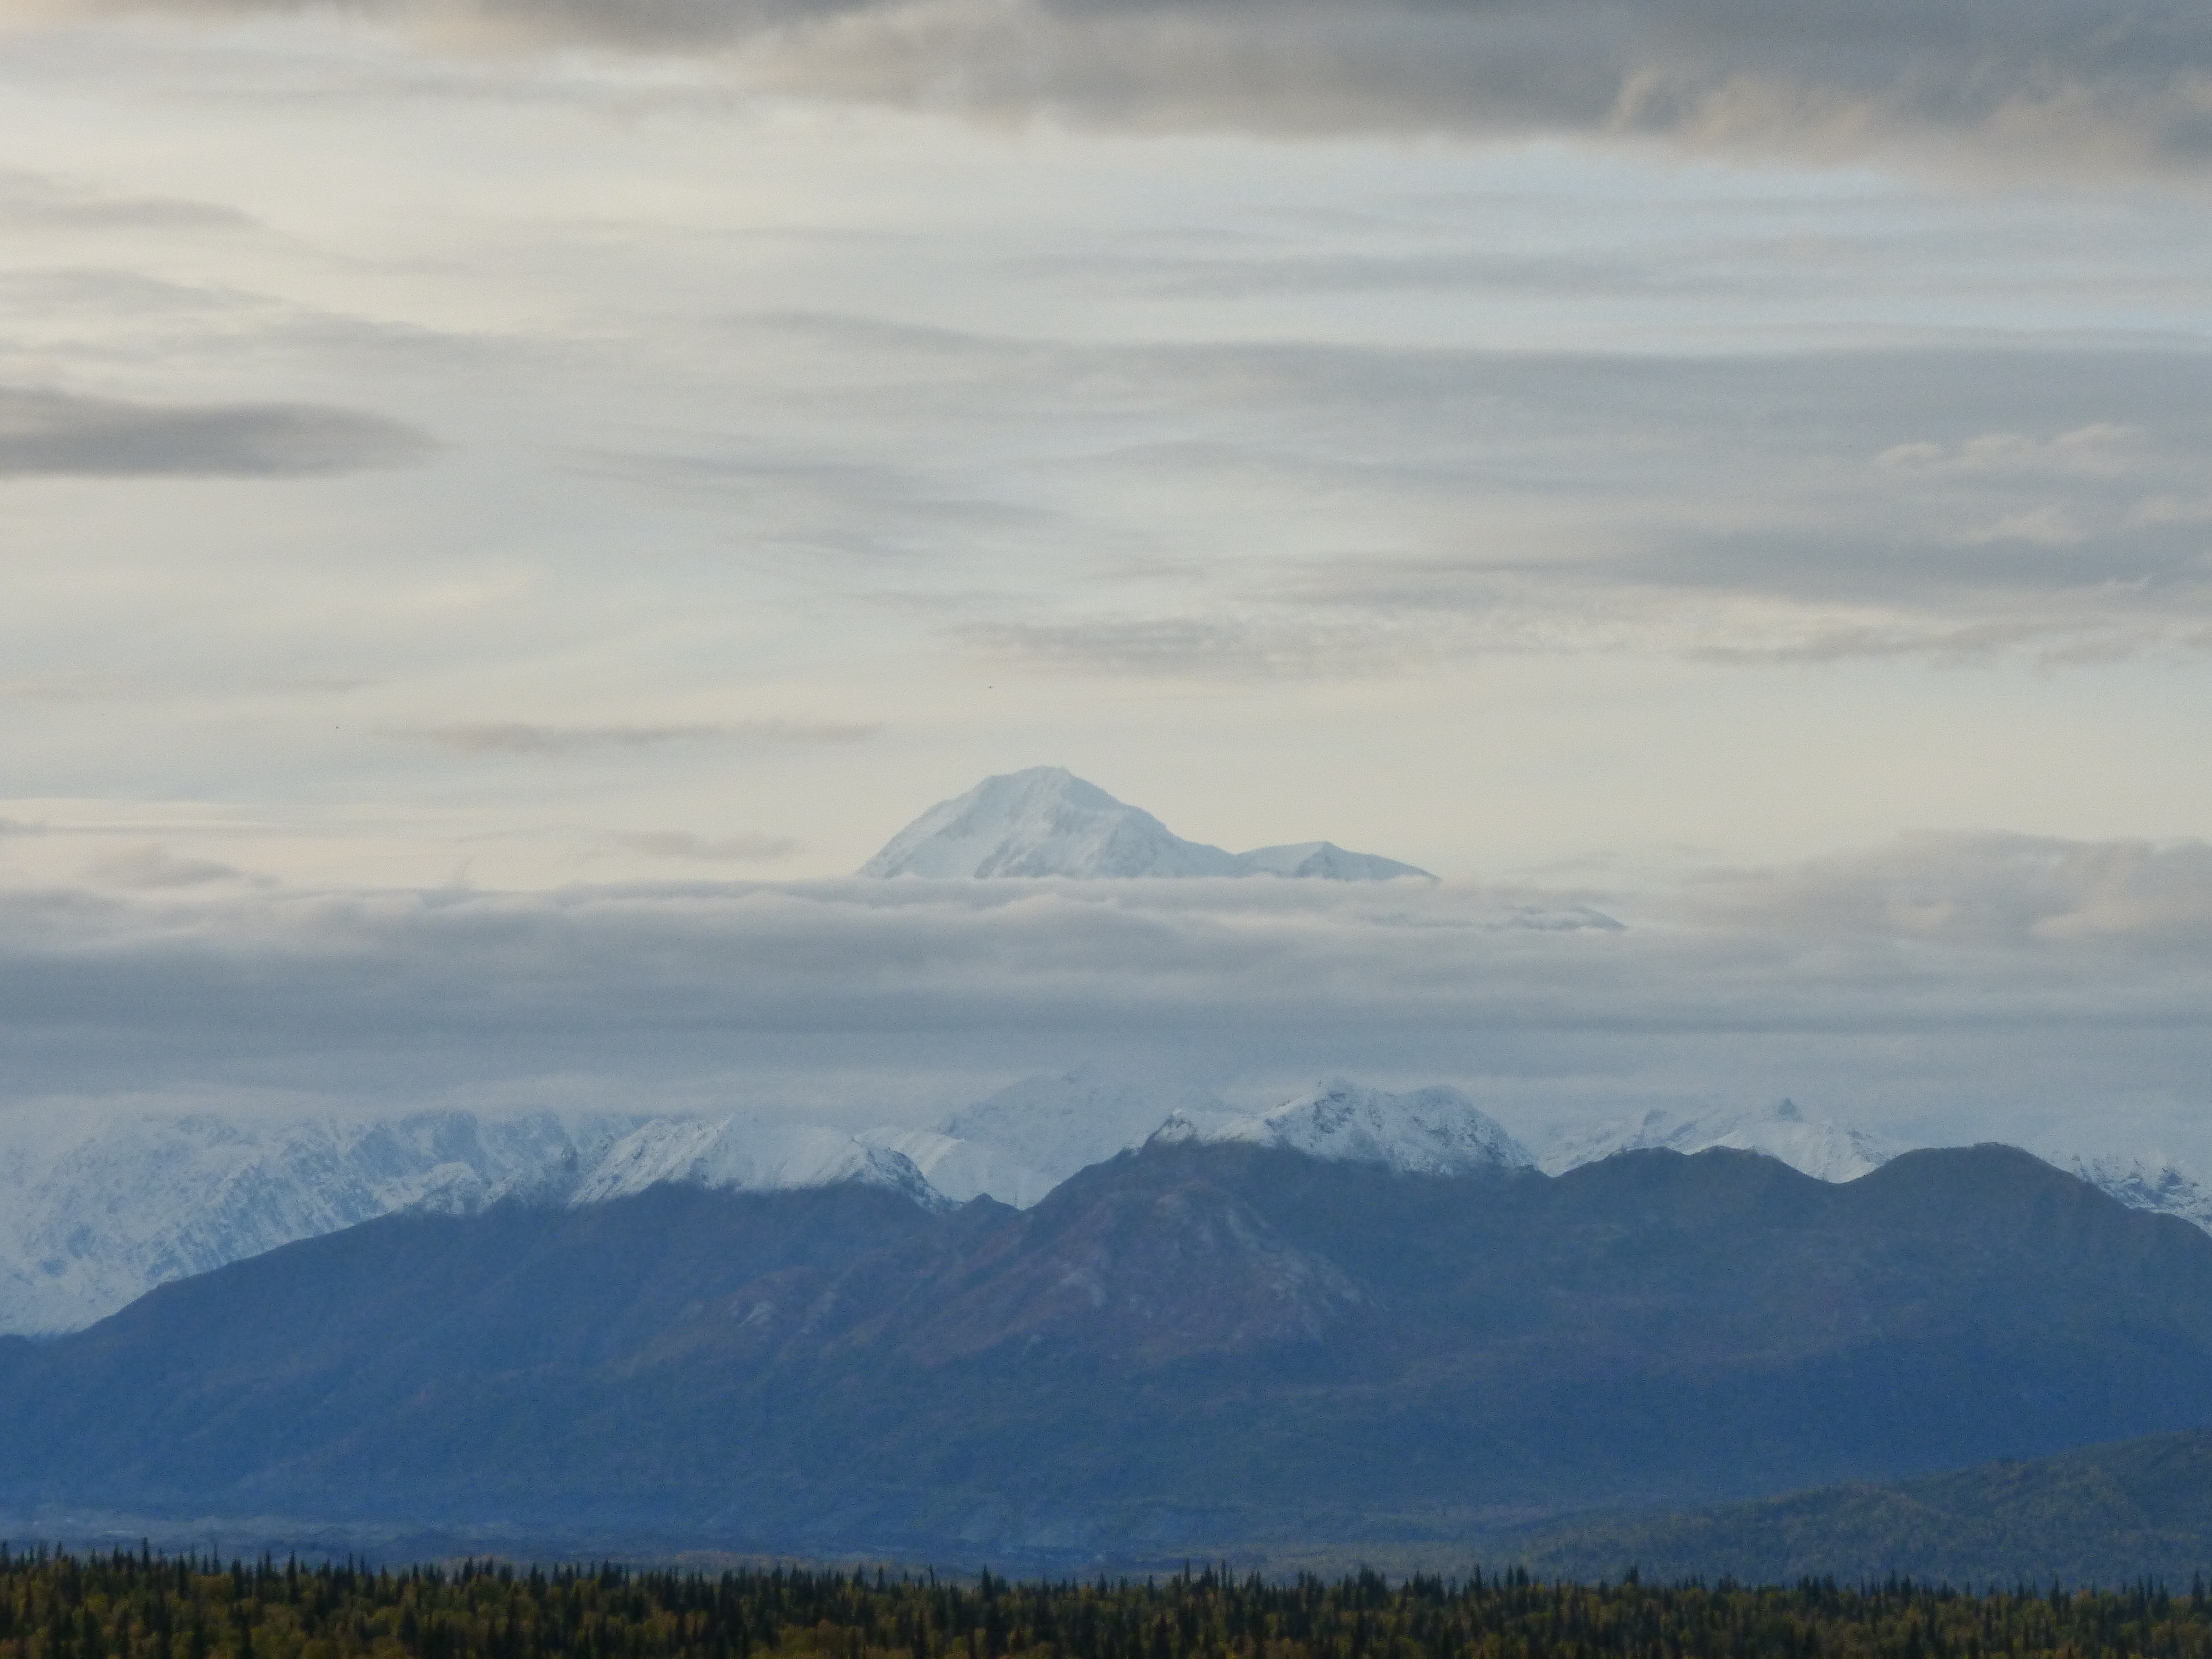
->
0, 1107, 957, 1336
0, 1108, 642, 1337
2046, 1150, 2212, 1233
1541, 1099, 1901, 1184
571, 1117, 946, 1210
1153, 1080, 1535, 1177
861, 767, 1431, 881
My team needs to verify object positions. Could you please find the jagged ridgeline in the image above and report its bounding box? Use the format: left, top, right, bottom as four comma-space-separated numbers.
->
8, 1554, 2212, 1659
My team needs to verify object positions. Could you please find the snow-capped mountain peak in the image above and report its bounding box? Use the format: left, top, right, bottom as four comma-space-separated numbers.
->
1541, 1099, 1901, 1183
862, 767, 1239, 879
860, 767, 1431, 881
1154, 1080, 1535, 1176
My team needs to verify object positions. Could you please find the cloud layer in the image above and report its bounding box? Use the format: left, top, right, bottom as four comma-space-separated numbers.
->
5, 835, 2210, 1160
28, 0, 2212, 171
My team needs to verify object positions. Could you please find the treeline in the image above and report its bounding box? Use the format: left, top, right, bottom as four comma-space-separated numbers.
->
4, 1550, 2212, 1659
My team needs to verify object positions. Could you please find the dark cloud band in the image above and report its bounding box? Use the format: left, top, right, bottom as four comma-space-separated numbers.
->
53, 0, 2212, 171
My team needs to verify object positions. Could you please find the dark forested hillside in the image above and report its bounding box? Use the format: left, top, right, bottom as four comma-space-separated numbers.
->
7, 1551, 2212, 1659
1501, 1427, 2212, 1587
2, 1142, 2211, 1565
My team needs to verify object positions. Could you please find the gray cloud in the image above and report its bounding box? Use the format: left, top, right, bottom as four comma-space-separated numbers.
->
393, 720, 878, 755
36, 0, 2212, 172
1684, 834, 2212, 949
0, 387, 433, 478
84, 845, 256, 890
0, 834, 2209, 1158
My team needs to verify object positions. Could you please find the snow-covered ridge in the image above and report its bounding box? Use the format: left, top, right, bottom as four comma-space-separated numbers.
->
1152, 1080, 1534, 1176
1542, 1099, 1900, 1184
861, 767, 1431, 881
2045, 1150, 2212, 1233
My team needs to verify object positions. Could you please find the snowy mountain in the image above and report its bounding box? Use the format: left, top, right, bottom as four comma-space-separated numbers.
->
1541, 1099, 1902, 1183
0, 1106, 963, 1335
861, 767, 1431, 880
937, 1062, 1234, 1185
1153, 1080, 1535, 1176
0, 1108, 643, 1335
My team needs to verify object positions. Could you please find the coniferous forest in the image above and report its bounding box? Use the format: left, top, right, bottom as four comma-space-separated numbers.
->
6, 1552, 2212, 1659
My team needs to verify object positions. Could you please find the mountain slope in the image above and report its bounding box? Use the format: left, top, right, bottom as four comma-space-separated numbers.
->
4, 1141, 2211, 1561
860, 767, 1430, 880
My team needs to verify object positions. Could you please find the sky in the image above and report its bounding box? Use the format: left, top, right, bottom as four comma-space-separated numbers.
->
2, 0, 2211, 1160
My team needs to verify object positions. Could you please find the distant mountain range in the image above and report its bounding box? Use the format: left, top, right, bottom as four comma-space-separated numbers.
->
7, 1081, 2211, 1337
860, 767, 1434, 880
5, 1140, 2211, 1569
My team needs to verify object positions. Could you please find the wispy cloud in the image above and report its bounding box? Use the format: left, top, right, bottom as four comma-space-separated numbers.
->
0, 387, 432, 478
0, 169, 258, 233
390, 720, 878, 755
84, 844, 256, 889
608, 832, 804, 862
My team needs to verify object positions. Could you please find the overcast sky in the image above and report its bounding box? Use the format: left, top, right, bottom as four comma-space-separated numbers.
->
2, 0, 2210, 1158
